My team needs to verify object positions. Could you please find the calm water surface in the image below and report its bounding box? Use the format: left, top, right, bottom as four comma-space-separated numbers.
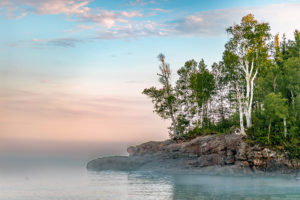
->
0, 155, 299, 200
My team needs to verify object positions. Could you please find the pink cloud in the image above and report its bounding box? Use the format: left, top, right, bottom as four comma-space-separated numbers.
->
80, 9, 122, 28
0, 0, 91, 18
34, 0, 91, 15
120, 11, 143, 18
0, 0, 146, 30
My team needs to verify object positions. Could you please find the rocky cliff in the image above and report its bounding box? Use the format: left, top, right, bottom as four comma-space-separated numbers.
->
87, 130, 299, 175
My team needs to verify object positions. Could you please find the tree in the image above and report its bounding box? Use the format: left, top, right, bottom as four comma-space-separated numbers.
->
224, 14, 271, 134
283, 31, 300, 115
175, 60, 199, 134
143, 15, 299, 158
142, 53, 179, 138
190, 61, 216, 127
263, 93, 288, 144
211, 61, 233, 122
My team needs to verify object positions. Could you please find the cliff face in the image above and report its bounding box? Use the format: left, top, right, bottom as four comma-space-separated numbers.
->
87, 130, 299, 175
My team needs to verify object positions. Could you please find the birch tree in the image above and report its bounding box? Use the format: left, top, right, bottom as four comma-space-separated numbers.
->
224, 14, 271, 133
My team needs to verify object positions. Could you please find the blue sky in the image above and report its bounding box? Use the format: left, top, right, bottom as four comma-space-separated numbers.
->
0, 0, 300, 144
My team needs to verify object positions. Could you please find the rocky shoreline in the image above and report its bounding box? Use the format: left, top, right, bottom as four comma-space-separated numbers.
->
87, 130, 299, 176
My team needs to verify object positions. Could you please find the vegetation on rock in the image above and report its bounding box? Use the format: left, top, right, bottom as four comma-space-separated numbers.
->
143, 14, 300, 159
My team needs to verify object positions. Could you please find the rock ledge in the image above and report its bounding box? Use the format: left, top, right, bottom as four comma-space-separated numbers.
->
87, 130, 299, 175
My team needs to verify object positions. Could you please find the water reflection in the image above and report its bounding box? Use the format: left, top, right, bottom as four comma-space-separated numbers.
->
90, 171, 300, 200
171, 174, 300, 200
1, 156, 299, 200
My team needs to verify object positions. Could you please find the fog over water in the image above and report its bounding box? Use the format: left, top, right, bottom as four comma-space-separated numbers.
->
0, 145, 300, 200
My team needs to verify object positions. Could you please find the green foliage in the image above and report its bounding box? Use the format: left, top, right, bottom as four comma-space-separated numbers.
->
284, 142, 300, 159
252, 93, 288, 145
143, 16, 300, 159
190, 69, 215, 107
183, 114, 240, 139
176, 114, 190, 136
224, 13, 271, 78
264, 93, 288, 121
249, 30, 300, 158
143, 54, 179, 137
285, 30, 300, 58
142, 87, 169, 119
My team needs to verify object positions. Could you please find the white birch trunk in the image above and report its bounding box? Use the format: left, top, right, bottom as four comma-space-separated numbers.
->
241, 59, 257, 128
283, 117, 287, 137
200, 103, 204, 128
246, 68, 258, 128
236, 84, 245, 135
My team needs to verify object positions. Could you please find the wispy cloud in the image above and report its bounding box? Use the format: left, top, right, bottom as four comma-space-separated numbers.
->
10, 38, 85, 48
94, 21, 168, 40
171, 3, 300, 38
129, 0, 155, 6
0, 0, 91, 18
0, 0, 144, 28
120, 11, 143, 18
150, 8, 171, 13
79, 9, 123, 28
1, 0, 156, 43
0, 88, 151, 119
49, 38, 84, 47
2, 1, 300, 44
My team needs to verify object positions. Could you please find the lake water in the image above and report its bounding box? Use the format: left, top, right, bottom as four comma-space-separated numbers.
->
0, 154, 300, 200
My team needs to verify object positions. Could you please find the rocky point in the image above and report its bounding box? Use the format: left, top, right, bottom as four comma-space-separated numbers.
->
87, 129, 299, 176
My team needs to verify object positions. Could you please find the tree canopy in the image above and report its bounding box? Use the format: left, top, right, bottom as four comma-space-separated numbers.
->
143, 14, 300, 159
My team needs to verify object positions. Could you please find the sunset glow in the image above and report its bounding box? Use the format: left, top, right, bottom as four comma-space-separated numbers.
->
1, 0, 299, 146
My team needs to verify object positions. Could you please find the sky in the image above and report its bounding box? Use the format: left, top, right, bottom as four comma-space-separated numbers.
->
0, 0, 300, 152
